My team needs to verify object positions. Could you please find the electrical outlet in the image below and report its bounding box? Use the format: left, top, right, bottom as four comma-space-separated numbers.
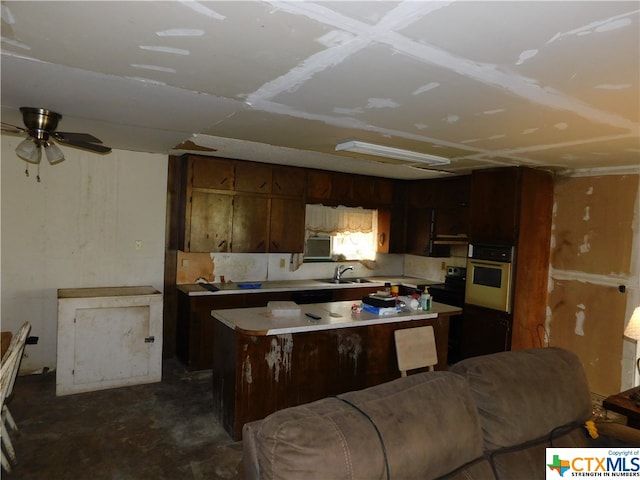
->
135, 240, 143, 250
279, 258, 286, 268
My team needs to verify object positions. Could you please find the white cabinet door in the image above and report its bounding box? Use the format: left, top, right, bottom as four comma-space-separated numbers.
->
57, 286, 162, 396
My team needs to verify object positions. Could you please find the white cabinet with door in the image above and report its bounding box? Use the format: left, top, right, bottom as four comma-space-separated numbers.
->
56, 286, 163, 396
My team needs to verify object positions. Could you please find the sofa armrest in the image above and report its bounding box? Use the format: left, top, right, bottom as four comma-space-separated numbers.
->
242, 421, 262, 480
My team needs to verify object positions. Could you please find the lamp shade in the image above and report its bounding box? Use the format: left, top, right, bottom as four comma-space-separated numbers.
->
44, 142, 65, 165
624, 307, 640, 341
15, 138, 41, 164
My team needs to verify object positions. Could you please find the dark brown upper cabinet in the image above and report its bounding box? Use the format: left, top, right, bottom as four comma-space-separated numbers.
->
232, 195, 269, 252
235, 162, 272, 194
188, 192, 232, 252
469, 168, 521, 245
307, 170, 332, 203
174, 156, 307, 253
270, 197, 305, 253
331, 172, 353, 205
273, 166, 306, 197
404, 175, 471, 257
191, 156, 234, 190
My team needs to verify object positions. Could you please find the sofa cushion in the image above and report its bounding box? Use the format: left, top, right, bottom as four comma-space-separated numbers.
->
450, 347, 592, 451
251, 371, 485, 480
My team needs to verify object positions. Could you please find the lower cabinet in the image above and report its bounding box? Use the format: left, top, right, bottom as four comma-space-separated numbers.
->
459, 304, 512, 360
56, 286, 163, 396
176, 292, 245, 371
176, 286, 379, 371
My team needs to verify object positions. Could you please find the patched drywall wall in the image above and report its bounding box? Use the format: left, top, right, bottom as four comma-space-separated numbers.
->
548, 173, 639, 395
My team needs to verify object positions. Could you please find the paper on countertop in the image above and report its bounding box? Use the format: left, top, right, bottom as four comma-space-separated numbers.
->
268, 301, 301, 317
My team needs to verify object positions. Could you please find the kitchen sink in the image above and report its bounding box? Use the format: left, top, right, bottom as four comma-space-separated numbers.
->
316, 278, 371, 284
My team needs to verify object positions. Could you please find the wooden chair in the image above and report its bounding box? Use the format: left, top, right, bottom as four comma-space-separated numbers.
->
394, 325, 438, 377
1, 321, 31, 472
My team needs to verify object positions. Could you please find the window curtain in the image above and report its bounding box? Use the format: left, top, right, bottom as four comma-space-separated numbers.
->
305, 204, 375, 236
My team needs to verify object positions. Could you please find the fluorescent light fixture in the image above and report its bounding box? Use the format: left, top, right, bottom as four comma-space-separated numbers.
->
335, 140, 450, 166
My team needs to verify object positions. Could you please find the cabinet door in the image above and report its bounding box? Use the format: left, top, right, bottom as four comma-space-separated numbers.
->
270, 197, 305, 253
190, 156, 234, 190
74, 306, 151, 384
376, 209, 391, 253
307, 170, 332, 202
332, 286, 378, 301
273, 166, 306, 197
460, 304, 512, 360
235, 161, 272, 194
188, 191, 232, 252
352, 175, 375, 206
408, 180, 437, 208
178, 293, 247, 371
374, 178, 394, 206
331, 172, 353, 205
435, 176, 470, 208
470, 169, 519, 244
232, 195, 269, 252
435, 206, 469, 237
405, 207, 432, 256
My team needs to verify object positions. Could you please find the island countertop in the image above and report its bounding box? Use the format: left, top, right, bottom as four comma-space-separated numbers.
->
211, 300, 462, 336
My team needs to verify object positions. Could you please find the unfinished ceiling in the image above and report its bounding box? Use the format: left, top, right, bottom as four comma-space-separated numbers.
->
1, 1, 638, 179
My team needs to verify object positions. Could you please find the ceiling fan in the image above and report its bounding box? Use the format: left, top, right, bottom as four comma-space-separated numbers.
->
1, 107, 112, 167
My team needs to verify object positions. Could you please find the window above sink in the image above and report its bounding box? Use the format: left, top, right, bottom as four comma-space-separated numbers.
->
304, 204, 378, 262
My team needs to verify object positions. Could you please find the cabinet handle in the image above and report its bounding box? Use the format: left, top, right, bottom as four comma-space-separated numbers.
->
144, 336, 155, 343
260, 181, 268, 190
272, 241, 279, 249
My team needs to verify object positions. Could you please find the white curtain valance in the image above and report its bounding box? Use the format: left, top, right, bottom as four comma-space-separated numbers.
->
305, 204, 375, 235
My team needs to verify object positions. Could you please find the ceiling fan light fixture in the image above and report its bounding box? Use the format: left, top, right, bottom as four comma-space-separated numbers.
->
15, 137, 42, 164
335, 140, 450, 166
44, 142, 65, 165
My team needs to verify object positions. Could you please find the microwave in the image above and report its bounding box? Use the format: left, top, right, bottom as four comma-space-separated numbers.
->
304, 236, 332, 261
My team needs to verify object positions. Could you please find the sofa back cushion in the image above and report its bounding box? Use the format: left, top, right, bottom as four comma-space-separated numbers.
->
252, 371, 485, 480
449, 347, 591, 451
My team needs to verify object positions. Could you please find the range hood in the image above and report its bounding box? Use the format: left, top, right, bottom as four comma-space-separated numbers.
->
433, 234, 469, 245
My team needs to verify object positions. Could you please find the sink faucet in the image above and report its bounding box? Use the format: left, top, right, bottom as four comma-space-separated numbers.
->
334, 265, 354, 281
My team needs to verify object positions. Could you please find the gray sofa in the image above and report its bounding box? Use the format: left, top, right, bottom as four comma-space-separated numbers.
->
243, 347, 640, 479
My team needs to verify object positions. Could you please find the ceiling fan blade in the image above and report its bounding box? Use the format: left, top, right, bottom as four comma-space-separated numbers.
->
53, 131, 103, 144
55, 138, 112, 154
1, 122, 27, 135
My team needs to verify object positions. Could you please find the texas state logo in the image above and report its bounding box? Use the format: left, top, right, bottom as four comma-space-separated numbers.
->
546, 448, 640, 478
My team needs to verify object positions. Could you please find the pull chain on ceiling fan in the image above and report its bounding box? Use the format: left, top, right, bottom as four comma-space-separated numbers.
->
2, 107, 112, 180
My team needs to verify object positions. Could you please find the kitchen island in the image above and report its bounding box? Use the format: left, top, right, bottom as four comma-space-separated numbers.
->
176, 275, 439, 371
211, 300, 462, 440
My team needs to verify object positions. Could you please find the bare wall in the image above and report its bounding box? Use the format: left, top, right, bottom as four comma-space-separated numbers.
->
1, 135, 168, 373
548, 172, 640, 396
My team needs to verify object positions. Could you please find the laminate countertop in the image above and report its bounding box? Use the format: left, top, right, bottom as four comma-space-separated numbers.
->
211, 300, 462, 336
177, 276, 438, 296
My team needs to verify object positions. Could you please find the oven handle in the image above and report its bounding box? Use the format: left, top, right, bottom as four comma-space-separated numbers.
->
467, 260, 508, 268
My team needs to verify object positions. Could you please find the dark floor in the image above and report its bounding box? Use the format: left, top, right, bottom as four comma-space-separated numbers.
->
5, 360, 244, 479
